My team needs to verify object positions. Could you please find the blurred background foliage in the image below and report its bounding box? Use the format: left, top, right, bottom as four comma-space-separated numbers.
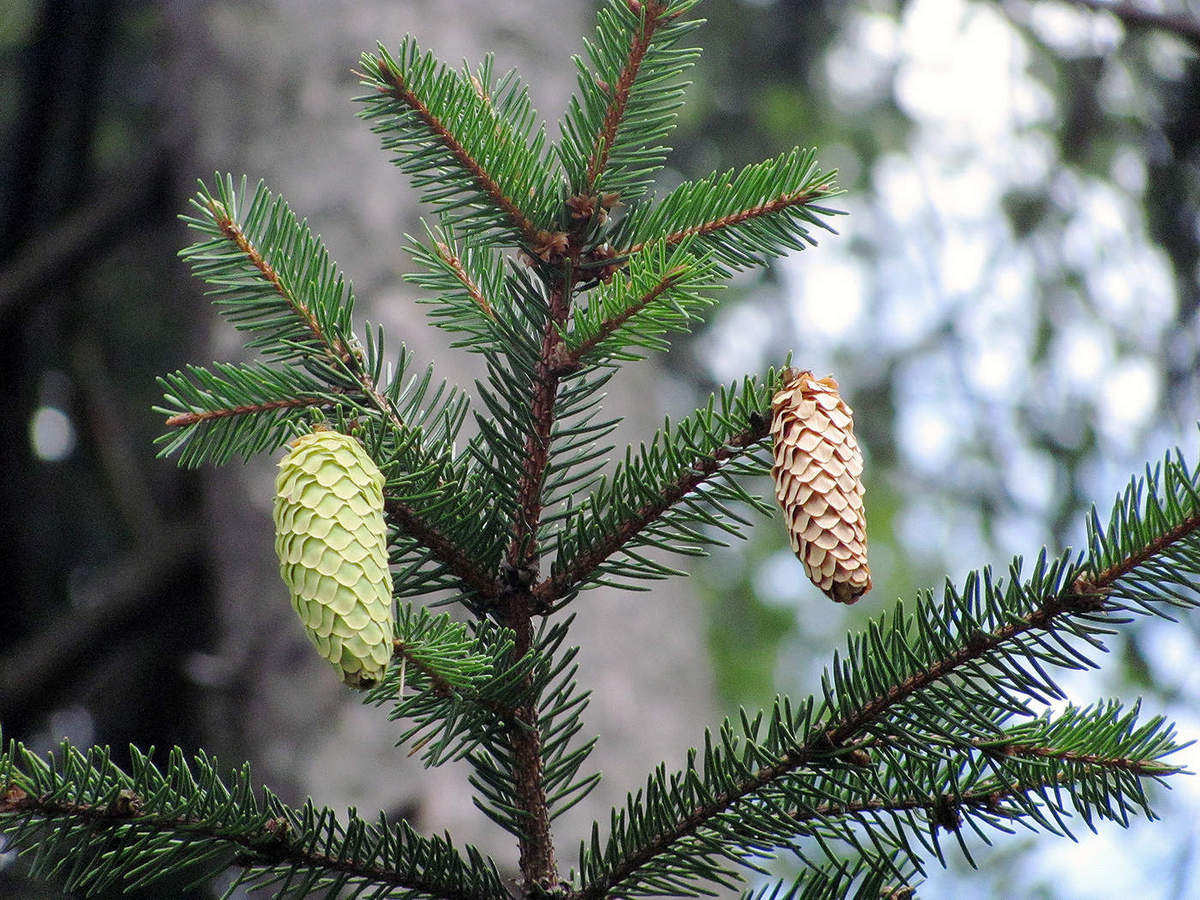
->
1, 0, 1197, 897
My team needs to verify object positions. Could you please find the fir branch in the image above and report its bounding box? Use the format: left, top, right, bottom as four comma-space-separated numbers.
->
571, 264, 685, 359
384, 496, 500, 602
405, 227, 547, 360
564, 240, 722, 365
575, 454, 1200, 896
163, 396, 328, 428
431, 238, 496, 321
539, 373, 780, 604
610, 148, 842, 272
356, 43, 558, 245
155, 362, 345, 467
178, 176, 358, 372
212, 205, 351, 365
742, 857, 919, 900
0, 740, 507, 899
582, 1, 688, 192
559, 0, 703, 201
365, 611, 528, 766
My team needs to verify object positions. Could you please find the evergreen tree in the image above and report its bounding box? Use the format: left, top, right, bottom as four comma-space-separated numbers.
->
2, 2, 1197, 897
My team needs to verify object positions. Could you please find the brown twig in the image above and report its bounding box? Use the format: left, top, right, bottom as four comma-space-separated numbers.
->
566, 265, 689, 363
984, 739, 1179, 775
207, 202, 355, 370
371, 57, 541, 244
495, 280, 574, 891
384, 496, 499, 602
583, 0, 671, 193
790, 747, 1177, 828
533, 417, 772, 608
164, 395, 332, 428
624, 182, 838, 257
434, 240, 495, 320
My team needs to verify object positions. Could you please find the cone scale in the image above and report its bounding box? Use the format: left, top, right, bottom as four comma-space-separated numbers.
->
273, 430, 394, 686
770, 370, 871, 604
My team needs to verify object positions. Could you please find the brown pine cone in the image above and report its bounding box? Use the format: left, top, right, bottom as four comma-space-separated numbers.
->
770, 370, 871, 604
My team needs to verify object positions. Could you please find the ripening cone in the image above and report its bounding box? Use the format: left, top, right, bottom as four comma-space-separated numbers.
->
273, 430, 394, 687
770, 370, 871, 604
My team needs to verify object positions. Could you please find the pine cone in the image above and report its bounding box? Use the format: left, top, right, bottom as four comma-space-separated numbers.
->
770, 370, 871, 604
273, 430, 394, 686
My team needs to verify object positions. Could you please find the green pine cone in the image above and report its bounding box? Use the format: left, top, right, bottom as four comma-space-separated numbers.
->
272, 430, 394, 688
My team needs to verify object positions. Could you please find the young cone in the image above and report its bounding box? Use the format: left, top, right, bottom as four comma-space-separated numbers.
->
770, 370, 871, 604
272, 429, 394, 686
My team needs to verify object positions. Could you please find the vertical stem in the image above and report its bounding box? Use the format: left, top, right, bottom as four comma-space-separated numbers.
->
504, 614, 558, 894
501, 280, 573, 894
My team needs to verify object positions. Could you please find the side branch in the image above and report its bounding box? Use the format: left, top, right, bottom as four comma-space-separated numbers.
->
165, 395, 331, 428
791, 750, 1176, 829
0, 790, 483, 900
567, 265, 687, 363
385, 496, 499, 601
984, 740, 1179, 776
434, 241, 496, 320
533, 417, 771, 607
625, 182, 837, 257
823, 507, 1200, 752
573, 505, 1200, 898
392, 642, 520, 729
371, 58, 541, 244
1090, 507, 1200, 588
208, 202, 354, 365
584, 0, 671, 192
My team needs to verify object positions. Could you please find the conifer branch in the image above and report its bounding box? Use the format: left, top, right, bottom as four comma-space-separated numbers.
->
206, 198, 356, 368
790, 752, 1174, 829
583, 1, 673, 194
0, 789, 490, 900
507, 285, 574, 573
385, 496, 499, 601
983, 739, 1177, 776
609, 148, 841, 272
371, 61, 539, 242
566, 264, 688, 363
391, 641, 519, 730
210, 185, 503, 594
1, 741, 508, 898
820, 530, 1196, 752
626, 181, 838, 257
433, 240, 496, 321
576, 457, 1200, 895
537, 414, 771, 606
199, 210, 494, 600
357, 43, 557, 246
163, 395, 332, 428
558, 0, 701, 201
